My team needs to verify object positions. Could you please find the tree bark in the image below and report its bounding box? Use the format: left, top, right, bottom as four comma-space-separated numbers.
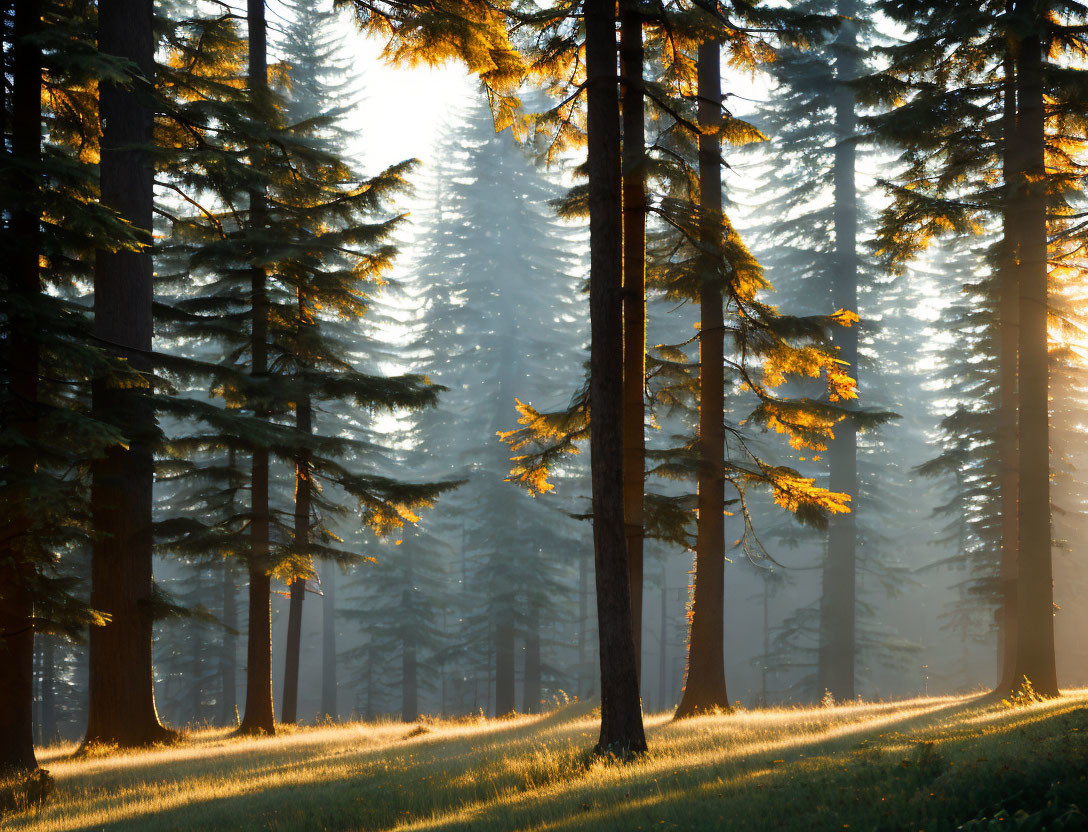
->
1009, 8, 1058, 697
238, 0, 276, 735
281, 580, 304, 724
85, 0, 173, 748
219, 561, 237, 725
620, 0, 646, 675
0, 0, 41, 774
585, 0, 645, 755
319, 560, 337, 719
996, 42, 1020, 693
817, 0, 859, 702
281, 395, 312, 724
676, 32, 730, 719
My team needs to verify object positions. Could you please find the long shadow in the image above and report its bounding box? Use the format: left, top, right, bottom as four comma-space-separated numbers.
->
15, 694, 1083, 832
11, 705, 601, 832
38, 705, 580, 790
394, 696, 1083, 832
525, 700, 1088, 832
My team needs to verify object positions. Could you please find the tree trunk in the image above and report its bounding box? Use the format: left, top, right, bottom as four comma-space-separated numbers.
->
0, 0, 41, 774
495, 614, 516, 715
676, 33, 730, 719
281, 395, 312, 725
240, 458, 273, 734
219, 562, 237, 725
817, 0, 859, 703
1009, 10, 1058, 697
402, 598, 418, 722
996, 43, 1020, 693
238, 0, 276, 736
522, 604, 541, 713
585, 0, 646, 755
319, 560, 337, 720
620, 0, 646, 675
280, 577, 304, 723
85, 0, 172, 748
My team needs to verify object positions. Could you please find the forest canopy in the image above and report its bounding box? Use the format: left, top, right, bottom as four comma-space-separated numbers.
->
2, 0, 1087, 794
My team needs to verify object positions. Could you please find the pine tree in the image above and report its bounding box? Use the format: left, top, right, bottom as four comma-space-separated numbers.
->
621, 1, 648, 667
819, 0, 863, 701
1, 0, 46, 772
396, 91, 588, 717
741, 0, 919, 702
504, 0, 858, 735
342, 527, 449, 722
583, 0, 645, 754
272, 0, 364, 728
866, 0, 1088, 696
155, 0, 451, 735
84, 0, 177, 749
2, 0, 159, 768
633, 3, 856, 717
676, 22, 731, 719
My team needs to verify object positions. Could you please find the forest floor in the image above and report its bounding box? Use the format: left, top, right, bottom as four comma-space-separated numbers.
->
4, 690, 1088, 832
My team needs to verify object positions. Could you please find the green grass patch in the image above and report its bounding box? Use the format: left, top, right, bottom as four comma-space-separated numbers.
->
5, 691, 1087, 831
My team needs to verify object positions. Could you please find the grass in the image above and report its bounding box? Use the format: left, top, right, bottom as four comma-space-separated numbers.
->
4, 690, 1088, 831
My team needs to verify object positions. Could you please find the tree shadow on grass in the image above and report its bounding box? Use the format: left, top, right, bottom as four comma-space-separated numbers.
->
14, 694, 1087, 832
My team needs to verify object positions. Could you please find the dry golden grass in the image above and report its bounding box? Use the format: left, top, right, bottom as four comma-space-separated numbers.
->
6, 689, 1088, 831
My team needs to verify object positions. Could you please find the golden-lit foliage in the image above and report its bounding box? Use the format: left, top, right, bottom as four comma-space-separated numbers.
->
765, 468, 851, 517
499, 394, 588, 495
865, 4, 1088, 278
337, 1, 526, 135
496, 2, 860, 537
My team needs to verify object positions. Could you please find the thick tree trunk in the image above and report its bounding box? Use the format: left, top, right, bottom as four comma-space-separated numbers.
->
280, 581, 304, 724
817, 0, 859, 702
676, 33, 730, 719
238, 0, 276, 735
495, 614, 516, 715
521, 604, 541, 713
239, 482, 273, 732
238, 0, 275, 736
620, 1, 646, 674
319, 561, 337, 720
996, 46, 1020, 693
1009, 13, 1058, 697
0, 517, 34, 770
0, 0, 41, 774
219, 562, 237, 725
281, 396, 312, 724
585, 0, 645, 755
86, 0, 172, 748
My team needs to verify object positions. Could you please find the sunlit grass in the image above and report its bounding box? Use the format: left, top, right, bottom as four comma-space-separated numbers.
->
7, 690, 1088, 831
